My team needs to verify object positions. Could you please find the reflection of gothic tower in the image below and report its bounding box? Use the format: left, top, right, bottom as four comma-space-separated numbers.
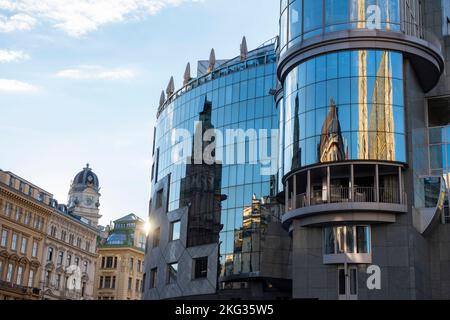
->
358, 49, 369, 159
319, 99, 346, 163
180, 96, 224, 247
357, 0, 365, 29
68, 164, 101, 227
357, 1, 369, 160
291, 93, 301, 170
369, 51, 395, 160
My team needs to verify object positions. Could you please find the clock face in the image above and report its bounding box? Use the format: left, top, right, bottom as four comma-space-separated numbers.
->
87, 175, 94, 183
85, 197, 93, 206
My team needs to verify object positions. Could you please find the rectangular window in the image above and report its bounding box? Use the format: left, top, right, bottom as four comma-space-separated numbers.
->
104, 276, 111, 288
150, 268, 157, 288
20, 237, 27, 255
56, 274, 61, 289
16, 266, 23, 285
170, 221, 181, 241
153, 227, 160, 248
11, 233, 18, 251
338, 266, 358, 299
129, 257, 134, 271
356, 226, 369, 253
66, 254, 72, 267
84, 261, 88, 273
194, 257, 208, 279
32, 240, 38, 257
99, 276, 103, 289
338, 268, 346, 296
1, 229, 8, 247
45, 271, 51, 285
6, 263, 14, 282
137, 260, 141, 273
15, 207, 22, 222
24, 212, 31, 225
303, 0, 323, 37
47, 247, 53, 261
4, 202, 12, 217
135, 279, 140, 292
350, 268, 358, 295
75, 257, 79, 266
128, 277, 132, 290
105, 256, 114, 268
57, 251, 64, 265
155, 189, 164, 209
112, 276, 116, 289
114, 256, 118, 268
28, 269, 34, 287
167, 263, 178, 284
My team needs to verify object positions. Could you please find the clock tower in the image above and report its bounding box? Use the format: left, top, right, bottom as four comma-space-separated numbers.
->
68, 164, 101, 227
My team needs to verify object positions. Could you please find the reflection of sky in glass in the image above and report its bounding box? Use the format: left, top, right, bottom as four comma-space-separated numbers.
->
280, 0, 403, 52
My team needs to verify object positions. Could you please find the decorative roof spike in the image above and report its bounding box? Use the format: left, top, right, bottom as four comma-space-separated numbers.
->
240, 36, 248, 61
166, 76, 175, 97
183, 62, 191, 85
208, 48, 216, 73
159, 90, 166, 107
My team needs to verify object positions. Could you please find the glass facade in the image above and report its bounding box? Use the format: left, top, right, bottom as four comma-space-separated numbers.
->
282, 49, 405, 175
428, 101, 450, 224
279, 0, 404, 55
152, 46, 281, 280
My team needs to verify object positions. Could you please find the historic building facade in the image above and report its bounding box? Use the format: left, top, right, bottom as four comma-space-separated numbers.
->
94, 214, 145, 300
278, 0, 450, 299
0, 166, 100, 300
0, 170, 49, 300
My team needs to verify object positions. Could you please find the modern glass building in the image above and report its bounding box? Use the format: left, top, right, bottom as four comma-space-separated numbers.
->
144, 0, 450, 300
278, 0, 450, 299
142, 40, 291, 299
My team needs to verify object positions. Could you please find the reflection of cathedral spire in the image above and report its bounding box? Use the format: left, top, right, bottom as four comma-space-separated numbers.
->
357, 0, 365, 29
319, 99, 346, 163
180, 96, 224, 247
291, 93, 301, 170
358, 50, 369, 159
369, 52, 395, 160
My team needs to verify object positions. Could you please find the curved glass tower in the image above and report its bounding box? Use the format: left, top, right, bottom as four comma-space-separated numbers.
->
143, 41, 291, 300
278, 0, 447, 300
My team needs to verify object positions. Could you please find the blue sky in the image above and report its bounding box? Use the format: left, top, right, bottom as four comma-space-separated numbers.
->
0, 0, 279, 225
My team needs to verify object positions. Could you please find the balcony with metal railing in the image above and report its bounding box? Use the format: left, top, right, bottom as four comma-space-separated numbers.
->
0, 280, 41, 298
282, 162, 408, 228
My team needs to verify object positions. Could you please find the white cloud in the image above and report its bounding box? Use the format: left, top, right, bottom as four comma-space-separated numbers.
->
0, 49, 30, 63
0, 79, 38, 93
55, 65, 136, 80
0, 13, 36, 32
0, 0, 201, 37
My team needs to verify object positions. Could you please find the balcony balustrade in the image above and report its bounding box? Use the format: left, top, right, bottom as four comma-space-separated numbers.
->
289, 186, 406, 212
282, 162, 408, 227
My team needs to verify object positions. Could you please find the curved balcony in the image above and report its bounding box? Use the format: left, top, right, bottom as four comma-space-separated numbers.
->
282, 161, 408, 228
278, 20, 444, 92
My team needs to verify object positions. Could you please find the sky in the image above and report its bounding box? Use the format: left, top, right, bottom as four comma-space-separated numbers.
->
0, 0, 279, 226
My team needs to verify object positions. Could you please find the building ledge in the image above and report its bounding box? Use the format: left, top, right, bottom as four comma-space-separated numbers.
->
282, 202, 405, 228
